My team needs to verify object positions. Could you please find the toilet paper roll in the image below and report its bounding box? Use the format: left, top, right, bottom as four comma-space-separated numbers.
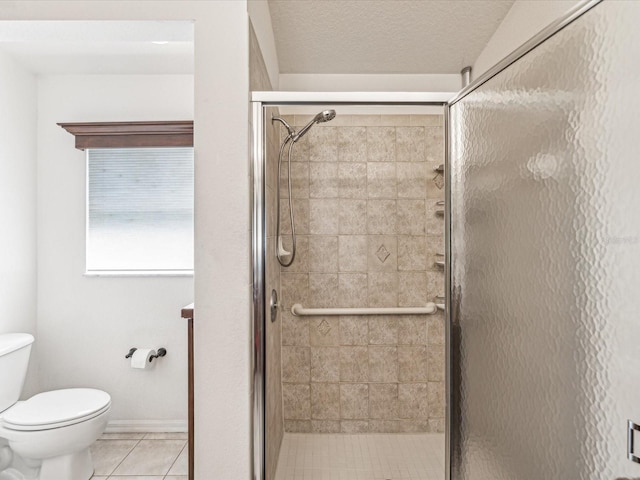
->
131, 348, 155, 369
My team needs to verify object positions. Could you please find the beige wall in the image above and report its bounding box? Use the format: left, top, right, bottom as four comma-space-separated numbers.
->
248, 0, 279, 90
277, 114, 446, 434
249, 21, 284, 480
263, 105, 284, 480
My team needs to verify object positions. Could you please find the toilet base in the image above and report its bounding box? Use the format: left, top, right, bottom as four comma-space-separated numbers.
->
0, 394, 109, 480
39, 448, 93, 480
0, 448, 38, 480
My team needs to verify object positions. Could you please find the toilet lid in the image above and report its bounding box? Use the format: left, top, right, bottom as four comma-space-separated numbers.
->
2, 388, 111, 431
0, 333, 34, 356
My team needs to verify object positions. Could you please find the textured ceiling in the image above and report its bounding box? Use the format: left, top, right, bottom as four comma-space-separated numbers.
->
269, 0, 514, 74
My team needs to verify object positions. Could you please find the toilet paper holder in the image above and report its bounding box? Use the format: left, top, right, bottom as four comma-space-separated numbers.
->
125, 347, 167, 362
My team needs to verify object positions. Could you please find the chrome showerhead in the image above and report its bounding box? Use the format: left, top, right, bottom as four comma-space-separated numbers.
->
315, 109, 336, 123
293, 109, 337, 142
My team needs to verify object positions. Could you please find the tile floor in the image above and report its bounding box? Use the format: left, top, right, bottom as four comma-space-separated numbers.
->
90, 432, 187, 480
274, 433, 445, 480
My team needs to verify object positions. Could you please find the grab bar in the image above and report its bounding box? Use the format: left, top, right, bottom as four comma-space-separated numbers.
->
291, 303, 437, 316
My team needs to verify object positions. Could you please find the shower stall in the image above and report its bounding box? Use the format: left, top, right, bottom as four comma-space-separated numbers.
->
252, 95, 451, 480
253, 1, 640, 479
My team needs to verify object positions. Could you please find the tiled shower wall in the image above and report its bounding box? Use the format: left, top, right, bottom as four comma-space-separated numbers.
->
277, 114, 445, 434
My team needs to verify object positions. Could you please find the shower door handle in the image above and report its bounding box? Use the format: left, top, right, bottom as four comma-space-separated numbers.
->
270, 289, 279, 323
628, 420, 640, 463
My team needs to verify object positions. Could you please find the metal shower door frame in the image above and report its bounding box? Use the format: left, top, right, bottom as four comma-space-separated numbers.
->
250, 93, 452, 480
252, 1, 604, 475
448, 0, 601, 108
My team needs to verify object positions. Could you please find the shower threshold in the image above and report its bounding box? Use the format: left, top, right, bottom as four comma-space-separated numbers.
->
274, 432, 445, 480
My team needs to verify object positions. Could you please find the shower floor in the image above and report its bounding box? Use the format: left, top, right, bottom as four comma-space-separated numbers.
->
274, 432, 445, 480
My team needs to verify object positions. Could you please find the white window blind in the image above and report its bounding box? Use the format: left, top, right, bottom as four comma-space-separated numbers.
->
86, 147, 194, 274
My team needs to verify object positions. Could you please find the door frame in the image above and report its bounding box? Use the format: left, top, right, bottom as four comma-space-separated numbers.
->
251, 2, 606, 479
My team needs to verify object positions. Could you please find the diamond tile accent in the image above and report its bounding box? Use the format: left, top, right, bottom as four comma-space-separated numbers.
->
432, 172, 444, 190
317, 319, 331, 336
376, 245, 391, 263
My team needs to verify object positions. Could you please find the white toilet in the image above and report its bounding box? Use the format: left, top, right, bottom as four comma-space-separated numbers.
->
0, 333, 111, 480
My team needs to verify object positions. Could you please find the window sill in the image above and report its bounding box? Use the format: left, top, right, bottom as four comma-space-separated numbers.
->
84, 270, 194, 277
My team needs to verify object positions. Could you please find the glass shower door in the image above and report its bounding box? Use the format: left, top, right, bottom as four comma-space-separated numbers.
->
448, 1, 640, 478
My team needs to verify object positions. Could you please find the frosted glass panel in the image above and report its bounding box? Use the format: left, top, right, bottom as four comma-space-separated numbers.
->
87, 147, 194, 272
449, 2, 640, 479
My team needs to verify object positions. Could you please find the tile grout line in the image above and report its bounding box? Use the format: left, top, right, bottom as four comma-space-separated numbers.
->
105, 436, 142, 477
164, 440, 188, 478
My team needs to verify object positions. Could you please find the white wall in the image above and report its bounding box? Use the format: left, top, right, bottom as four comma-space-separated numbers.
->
0, 48, 38, 395
279, 73, 460, 93
0, 4, 251, 479
191, 5, 251, 476
277, 74, 457, 115
36, 75, 194, 425
473, 0, 581, 78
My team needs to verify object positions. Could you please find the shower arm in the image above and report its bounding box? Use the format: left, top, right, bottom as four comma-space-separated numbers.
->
271, 115, 312, 144
271, 116, 295, 137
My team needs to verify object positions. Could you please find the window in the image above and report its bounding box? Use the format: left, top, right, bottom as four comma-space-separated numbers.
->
58, 121, 194, 275
86, 147, 194, 274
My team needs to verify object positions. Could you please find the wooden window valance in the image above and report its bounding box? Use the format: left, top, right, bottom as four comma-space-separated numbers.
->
58, 121, 193, 150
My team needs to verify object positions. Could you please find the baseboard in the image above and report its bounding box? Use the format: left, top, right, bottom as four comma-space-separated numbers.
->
105, 419, 187, 433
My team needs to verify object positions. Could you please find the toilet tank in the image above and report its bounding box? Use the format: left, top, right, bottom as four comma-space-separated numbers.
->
0, 334, 34, 413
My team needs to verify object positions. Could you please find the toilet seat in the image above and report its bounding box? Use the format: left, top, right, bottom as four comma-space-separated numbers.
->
2, 388, 111, 432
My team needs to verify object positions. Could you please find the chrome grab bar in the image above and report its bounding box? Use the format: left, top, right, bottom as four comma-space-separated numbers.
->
291, 303, 437, 316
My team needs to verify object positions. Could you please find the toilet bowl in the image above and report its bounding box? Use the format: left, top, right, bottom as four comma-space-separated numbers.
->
0, 334, 111, 480
1, 388, 111, 480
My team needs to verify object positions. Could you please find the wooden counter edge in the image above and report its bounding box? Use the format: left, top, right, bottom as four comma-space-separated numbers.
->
180, 302, 194, 480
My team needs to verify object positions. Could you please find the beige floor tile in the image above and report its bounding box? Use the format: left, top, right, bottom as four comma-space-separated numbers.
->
165, 477, 189, 480
90, 439, 139, 475
99, 432, 145, 440
111, 439, 186, 476
143, 432, 188, 440
167, 445, 188, 476
106, 477, 164, 479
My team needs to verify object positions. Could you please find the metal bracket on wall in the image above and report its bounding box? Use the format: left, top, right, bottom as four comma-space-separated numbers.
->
628, 420, 640, 463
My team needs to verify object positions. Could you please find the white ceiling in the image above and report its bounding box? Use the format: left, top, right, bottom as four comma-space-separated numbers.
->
268, 0, 514, 74
0, 21, 194, 74
0, 3, 513, 77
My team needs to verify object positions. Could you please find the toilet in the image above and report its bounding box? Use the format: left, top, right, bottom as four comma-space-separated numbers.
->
0, 333, 111, 480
